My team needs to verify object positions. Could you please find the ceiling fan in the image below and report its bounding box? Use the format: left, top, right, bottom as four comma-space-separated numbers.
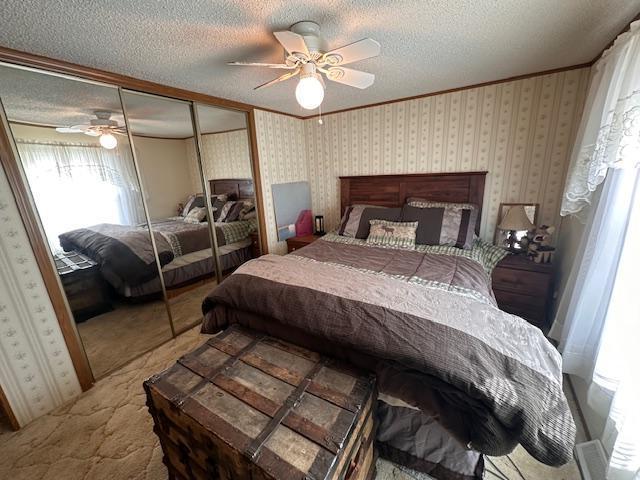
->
55, 110, 126, 149
228, 21, 380, 110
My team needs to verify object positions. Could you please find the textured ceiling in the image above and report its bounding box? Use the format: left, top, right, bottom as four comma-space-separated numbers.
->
122, 91, 247, 137
0, 64, 246, 137
0, 0, 638, 116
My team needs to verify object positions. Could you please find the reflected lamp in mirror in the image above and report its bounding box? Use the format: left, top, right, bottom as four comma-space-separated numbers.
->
495, 203, 538, 253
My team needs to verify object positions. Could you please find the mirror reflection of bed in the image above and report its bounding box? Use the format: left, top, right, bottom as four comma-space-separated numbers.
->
122, 93, 257, 334
0, 64, 260, 380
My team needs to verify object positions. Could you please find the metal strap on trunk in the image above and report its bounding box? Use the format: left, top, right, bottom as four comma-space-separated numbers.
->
244, 358, 327, 461
172, 333, 264, 407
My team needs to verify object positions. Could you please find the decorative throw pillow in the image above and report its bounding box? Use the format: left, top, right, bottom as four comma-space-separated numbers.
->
181, 195, 196, 216
184, 206, 207, 224
403, 199, 478, 249
210, 195, 228, 221
224, 202, 245, 223
338, 205, 402, 239
217, 201, 236, 222
238, 200, 255, 220
366, 220, 418, 249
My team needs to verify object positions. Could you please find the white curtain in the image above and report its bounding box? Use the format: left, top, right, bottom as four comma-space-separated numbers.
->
17, 140, 145, 253
560, 21, 640, 221
551, 20, 640, 480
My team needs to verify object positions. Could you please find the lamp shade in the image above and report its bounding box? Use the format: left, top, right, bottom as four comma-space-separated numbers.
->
498, 205, 535, 231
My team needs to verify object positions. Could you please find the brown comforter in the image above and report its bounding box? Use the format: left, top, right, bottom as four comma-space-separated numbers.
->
201, 239, 575, 466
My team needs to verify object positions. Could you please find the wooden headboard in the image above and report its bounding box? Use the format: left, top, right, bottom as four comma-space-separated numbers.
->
210, 178, 254, 200
340, 172, 487, 235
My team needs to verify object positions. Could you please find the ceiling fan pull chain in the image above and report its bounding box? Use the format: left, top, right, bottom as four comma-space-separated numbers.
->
318, 104, 323, 125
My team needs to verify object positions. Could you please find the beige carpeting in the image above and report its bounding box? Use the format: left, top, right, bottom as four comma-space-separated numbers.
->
76, 281, 215, 379
0, 326, 584, 480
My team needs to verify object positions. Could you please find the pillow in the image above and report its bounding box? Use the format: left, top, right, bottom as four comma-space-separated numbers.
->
407, 198, 477, 210
338, 205, 402, 239
211, 195, 228, 221
402, 199, 478, 249
241, 209, 257, 219
224, 202, 245, 223
182, 195, 198, 216
217, 201, 236, 222
184, 206, 207, 224
366, 220, 418, 249
238, 200, 255, 220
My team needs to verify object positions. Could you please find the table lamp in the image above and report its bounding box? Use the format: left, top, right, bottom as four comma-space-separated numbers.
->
498, 205, 535, 253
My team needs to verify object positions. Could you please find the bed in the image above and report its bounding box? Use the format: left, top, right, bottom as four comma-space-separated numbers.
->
59, 178, 257, 298
200, 172, 575, 479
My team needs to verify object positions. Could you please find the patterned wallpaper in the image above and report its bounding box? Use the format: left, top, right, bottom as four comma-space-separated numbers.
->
254, 69, 589, 251
0, 163, 81, 427
304, 68, 591, 241
254, 110, 308, 254
185, 130, 253, 193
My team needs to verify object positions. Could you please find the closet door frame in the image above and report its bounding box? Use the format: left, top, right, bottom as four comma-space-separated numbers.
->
0, 49, 268, 398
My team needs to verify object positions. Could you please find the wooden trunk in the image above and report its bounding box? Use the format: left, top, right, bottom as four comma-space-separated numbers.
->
144, 325, 377, 480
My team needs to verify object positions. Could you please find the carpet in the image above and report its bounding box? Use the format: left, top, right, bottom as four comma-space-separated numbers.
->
76, 281, 215, 379
0, 327, 583, 480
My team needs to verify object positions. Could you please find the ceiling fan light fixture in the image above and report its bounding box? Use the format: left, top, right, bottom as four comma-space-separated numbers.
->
295, 64, 324, 110
99, 132, 118, 150
229, 22, 379, 109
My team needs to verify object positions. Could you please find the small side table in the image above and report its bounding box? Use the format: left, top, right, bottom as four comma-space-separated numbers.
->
491, 254, 554, 329
286, 234, 323, 253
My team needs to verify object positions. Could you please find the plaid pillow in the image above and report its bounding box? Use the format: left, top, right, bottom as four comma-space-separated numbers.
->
366, 220, 418, 249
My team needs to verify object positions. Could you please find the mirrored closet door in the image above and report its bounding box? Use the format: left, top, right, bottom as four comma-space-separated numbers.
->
121, 91, 219, 334
194, 103, 260, 274
0, 64, 173, 379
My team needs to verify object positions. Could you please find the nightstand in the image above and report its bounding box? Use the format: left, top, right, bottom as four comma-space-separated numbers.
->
286, 234, 322, 253
249, 232, 261, 258
491, 254, 554, 329
55, 251, 112, 322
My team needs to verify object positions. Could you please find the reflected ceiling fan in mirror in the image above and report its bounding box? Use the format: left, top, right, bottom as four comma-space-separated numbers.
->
55, 110, 126, 149
228, 21, 380, 110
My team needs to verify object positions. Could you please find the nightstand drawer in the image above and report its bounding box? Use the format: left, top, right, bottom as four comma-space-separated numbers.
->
286, 234, 322, 253
492, 267, 550, 296
494, 289, 546, 326
287, 241, 306, 253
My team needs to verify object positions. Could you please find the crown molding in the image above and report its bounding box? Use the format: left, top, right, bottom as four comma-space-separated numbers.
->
0, 46, 304, 119
299, 62, 593, 120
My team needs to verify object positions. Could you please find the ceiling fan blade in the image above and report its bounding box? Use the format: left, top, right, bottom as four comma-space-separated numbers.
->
254, 69, 300, 90
321, 38, 380, 66
227, 61, 297, 69
83, 130, 100, 137
325, 67, 375, 89
273, 31, 309, 57
55, 127, 84, 133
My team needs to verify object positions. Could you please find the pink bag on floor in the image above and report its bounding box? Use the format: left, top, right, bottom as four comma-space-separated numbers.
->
295, 209, 313, 236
